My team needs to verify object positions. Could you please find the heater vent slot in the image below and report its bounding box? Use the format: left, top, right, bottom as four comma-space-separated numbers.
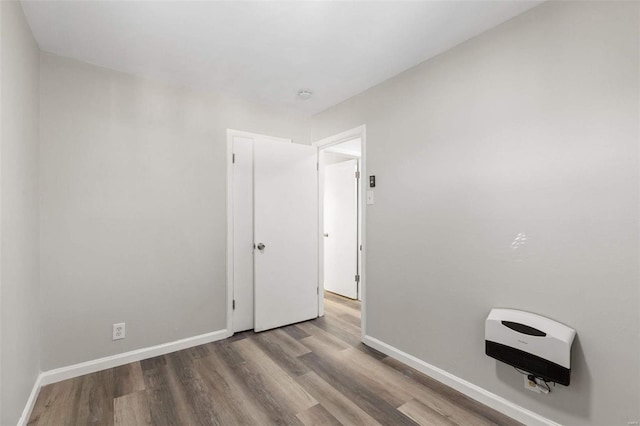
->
501, 321, 546, 337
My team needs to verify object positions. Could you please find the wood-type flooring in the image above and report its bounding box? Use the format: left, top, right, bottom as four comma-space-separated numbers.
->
28, 292, 522, 426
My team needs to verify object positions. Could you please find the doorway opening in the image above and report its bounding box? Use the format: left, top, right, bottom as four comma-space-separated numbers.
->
226, 126, 366, 341
323, 140, 361, 300
314, 125, 367, 340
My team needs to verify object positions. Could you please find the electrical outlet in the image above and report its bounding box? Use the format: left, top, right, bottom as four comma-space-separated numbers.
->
112, 322, 125, 340
524, 375, 541, 393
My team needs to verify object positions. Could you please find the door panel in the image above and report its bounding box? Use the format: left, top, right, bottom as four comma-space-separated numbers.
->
232, 137, 254, 332
253, 138, 318, 332
324, 159, 358, 299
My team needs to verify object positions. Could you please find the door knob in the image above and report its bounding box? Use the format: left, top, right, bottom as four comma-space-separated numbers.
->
323, 233, 329, 237
257, 243, 266, 251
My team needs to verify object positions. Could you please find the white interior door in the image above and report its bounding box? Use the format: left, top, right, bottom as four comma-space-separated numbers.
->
324, 159, 358, 299
231, 136, 254, 332
253, 138, 318, 332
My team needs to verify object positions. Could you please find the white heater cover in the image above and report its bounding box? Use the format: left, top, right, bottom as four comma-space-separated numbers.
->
485, 308, 576, 368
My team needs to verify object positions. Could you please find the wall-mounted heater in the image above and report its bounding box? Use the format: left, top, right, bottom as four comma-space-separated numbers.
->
485, 308, 576, 385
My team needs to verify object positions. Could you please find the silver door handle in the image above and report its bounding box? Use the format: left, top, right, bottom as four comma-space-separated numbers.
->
323, 233, 329, 237
257, 243, 266, 251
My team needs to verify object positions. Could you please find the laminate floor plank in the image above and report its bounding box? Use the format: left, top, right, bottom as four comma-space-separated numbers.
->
296, 321, 351, 353
214, 349, 305, 425
320, 306, 362, 341
141, 362, 170, 391
74, 369, 115, 426
301, 338, 413, 408
299, 351, 419, 426
140, 355, 166, 371
398, 398, 459, 426
233, 338, 318, 414
143, 364, 184, 426
295, 371, 382, 426
281, 324, 311, 340
204, 343, 298, 425
184, 343, 212, 361
113, 362, 145, 398
29, 295, 522, 426
114, 390, 152, 425
253, 330, 312, 377
337, 312, 361, 327
324, 291, 361, 310
296, 403, 343, 426
28, 377, 83, 426
324, 297, 361, 320
145, 386, 181, 426
164, 351, 221, 425
194, 352, 268, 425
271, 328, 314, 357
207, 340, 246, 366
312, 315, 361, 348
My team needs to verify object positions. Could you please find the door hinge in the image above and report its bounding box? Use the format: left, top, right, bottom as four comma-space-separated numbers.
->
355, 274, 360, 283
232, 300, 236, 310
355, 171, 360, 179
317, 286, 319, 295
360, 244, 362, 251
317, 162, 319, 171
232, 153, 236, 163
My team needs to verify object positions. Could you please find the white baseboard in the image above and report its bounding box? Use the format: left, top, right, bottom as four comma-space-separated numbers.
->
17, 374, 43, 426
40, 329, 231, 386
18, 328, 231, 425
362, 335, 561, 426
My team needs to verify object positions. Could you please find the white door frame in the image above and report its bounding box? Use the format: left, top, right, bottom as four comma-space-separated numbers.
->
313, 125, 367, 341
226, 129, 292, 334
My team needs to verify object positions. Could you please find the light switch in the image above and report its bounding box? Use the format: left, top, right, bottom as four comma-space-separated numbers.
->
366, 191, 374, 205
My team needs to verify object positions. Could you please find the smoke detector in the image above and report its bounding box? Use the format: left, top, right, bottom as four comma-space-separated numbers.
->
298, 89, 313, 100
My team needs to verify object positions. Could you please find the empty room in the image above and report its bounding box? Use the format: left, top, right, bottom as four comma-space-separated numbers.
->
1, 0, 639, 425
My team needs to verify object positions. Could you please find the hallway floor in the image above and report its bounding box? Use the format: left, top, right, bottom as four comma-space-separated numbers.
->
28, 292, 521, 425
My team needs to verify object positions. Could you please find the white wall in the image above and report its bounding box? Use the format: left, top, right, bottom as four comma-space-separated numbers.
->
312, 2, 640, 425
39, 53, 310, 370
0, 2, 41, 424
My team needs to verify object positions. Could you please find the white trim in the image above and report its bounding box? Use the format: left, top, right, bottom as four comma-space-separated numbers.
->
362, 335, 561, 426
313, 125, 367, 340
226, 129, 235, 334
317, 149, 325, 317
39, 329, 230, 387
17, 374, 43, 426
324, 146, 361, 158
313, 125, 366, 149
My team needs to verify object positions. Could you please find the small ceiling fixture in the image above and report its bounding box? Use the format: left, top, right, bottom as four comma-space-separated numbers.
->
298, 89, 313, 100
